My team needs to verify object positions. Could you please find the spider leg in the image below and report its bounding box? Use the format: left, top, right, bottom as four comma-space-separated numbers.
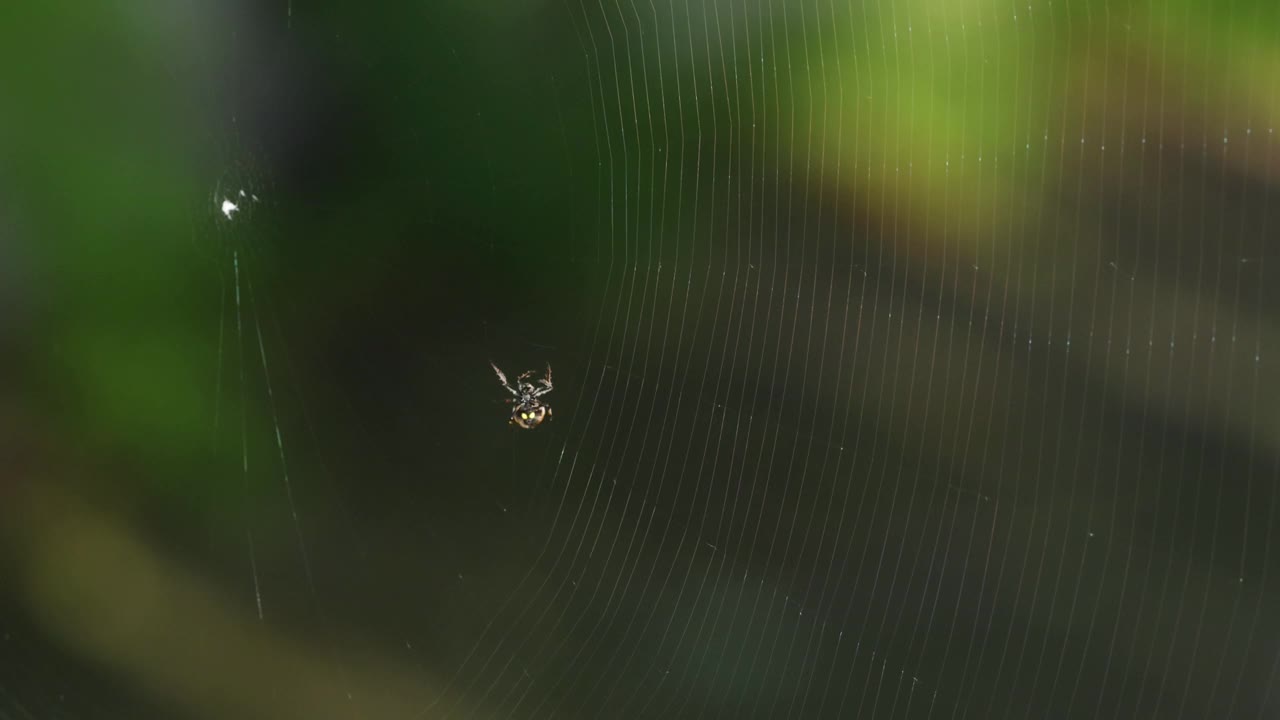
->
533, 363, 553, 396
490, 361, 519, 396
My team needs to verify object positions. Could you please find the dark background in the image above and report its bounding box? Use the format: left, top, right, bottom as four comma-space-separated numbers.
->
2, 0, 1279, 718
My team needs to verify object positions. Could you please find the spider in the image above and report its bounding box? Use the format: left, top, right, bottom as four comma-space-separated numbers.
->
490, 361, 554, 429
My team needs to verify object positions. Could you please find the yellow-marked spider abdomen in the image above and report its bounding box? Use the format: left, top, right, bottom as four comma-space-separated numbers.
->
511, 404, 550, 429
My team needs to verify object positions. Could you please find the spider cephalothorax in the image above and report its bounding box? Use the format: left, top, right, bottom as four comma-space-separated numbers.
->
490, 361, 553, 429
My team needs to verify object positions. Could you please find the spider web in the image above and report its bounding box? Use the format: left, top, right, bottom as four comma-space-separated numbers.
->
405, 0, 1280, 717
4, 0, 1280, 719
